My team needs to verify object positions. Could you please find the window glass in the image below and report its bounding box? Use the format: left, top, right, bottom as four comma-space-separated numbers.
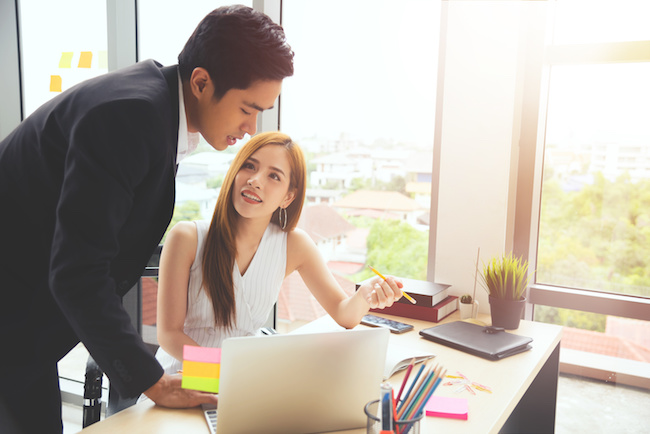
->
279, 0, 440, 330
538, 63, 650, 297
138, 0, 252, 66
19, 0, 107, 116
536, 0, 650, 380
552, 0, 650, 44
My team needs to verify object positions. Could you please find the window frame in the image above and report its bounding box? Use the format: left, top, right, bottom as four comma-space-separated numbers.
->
514, 15, 650, 321
0, 0, 22, 138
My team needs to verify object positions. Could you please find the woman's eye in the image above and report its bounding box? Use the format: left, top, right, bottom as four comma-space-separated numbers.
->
243, 162, 254, 170
241, 108, 251, 115
270, 173, 280, 181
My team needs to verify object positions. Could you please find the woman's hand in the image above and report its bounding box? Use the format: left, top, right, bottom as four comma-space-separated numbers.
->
360, 276, 404, 309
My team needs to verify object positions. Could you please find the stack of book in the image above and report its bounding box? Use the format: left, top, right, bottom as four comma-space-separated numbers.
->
356, 277, 458, 322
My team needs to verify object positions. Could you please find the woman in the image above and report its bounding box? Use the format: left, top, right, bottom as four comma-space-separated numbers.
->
155, 131, 403, 372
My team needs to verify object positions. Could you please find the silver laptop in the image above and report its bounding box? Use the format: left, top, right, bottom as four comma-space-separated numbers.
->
209, 327, 389, 434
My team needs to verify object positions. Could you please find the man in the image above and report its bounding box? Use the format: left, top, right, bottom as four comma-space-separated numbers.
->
0, 5, 293, 433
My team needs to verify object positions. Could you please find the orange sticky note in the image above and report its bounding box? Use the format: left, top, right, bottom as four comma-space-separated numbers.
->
59, 52, 73, 68
78, 51, 92, 68
50, 75, 62, 92
182, 360, 221, 378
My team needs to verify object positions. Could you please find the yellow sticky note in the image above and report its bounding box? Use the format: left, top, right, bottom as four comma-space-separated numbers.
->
59, 52, 73, 68
50, 75, 62, 92
78, 51, 92, 68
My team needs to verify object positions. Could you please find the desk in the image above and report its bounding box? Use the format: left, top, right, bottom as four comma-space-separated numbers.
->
80, 311, 562, 434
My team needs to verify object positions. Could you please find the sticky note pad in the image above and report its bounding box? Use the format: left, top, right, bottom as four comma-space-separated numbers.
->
78, 51, 92, 68
182, 345, 221, 393
425, 396, 468, 420
50, 75, 62, 92
59, 52, 73, 68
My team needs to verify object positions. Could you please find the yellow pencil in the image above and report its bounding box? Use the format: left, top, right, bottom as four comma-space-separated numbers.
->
367, 265, 417, 304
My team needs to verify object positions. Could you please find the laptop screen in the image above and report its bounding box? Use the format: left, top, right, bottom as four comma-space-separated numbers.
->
215, 327, 389, 434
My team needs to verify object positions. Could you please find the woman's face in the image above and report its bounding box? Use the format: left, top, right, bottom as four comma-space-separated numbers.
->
232, 144, 295, 222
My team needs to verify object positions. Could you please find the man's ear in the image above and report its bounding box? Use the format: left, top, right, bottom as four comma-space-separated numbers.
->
189, 67, 211, 98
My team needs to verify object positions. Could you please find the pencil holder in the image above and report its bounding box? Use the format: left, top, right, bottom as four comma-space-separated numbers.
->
364, 399, 423, 434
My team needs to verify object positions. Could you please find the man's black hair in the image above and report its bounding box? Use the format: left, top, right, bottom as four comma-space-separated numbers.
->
178, 5, 294, 100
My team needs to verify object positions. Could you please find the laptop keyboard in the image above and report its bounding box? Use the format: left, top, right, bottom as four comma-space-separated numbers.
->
201, 403, 217, 434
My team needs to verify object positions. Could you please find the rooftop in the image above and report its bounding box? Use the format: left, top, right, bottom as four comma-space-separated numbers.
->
334, 190, 424, 212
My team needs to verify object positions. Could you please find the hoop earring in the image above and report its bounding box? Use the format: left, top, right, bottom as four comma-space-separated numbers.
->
279, 207, 288, 230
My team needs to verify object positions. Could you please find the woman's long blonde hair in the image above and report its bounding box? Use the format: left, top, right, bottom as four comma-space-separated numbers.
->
201, 131, 306, 328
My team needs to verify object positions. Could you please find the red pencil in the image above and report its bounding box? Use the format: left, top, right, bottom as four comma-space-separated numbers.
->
392, 389, 400, 434
396, 358, 415, 403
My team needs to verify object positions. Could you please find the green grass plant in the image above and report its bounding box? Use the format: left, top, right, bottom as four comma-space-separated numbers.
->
479, 253, 533, 301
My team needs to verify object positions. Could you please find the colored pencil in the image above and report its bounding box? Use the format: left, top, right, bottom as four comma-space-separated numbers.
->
396, 358, 415, 403
396, 362, 426, 414
397, 364, 435, 419
399, 366, 437, 420
402, 366, 442, 420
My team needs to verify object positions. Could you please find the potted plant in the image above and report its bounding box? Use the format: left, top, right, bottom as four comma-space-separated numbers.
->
479, 252, 533, 329
459, 294, 479, 319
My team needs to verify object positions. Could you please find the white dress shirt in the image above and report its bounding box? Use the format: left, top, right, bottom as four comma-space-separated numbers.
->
176, 71, 200, 164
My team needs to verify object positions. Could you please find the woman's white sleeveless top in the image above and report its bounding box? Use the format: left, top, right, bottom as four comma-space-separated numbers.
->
155, 220, 287, 374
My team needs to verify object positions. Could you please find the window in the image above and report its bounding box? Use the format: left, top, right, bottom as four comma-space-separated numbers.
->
279, 0, 440, 330
529, 0, 650, 387
19, 0, 107, 116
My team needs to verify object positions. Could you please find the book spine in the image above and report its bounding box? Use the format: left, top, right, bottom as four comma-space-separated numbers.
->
432, 296, 458, 322
369, 296, 458, 322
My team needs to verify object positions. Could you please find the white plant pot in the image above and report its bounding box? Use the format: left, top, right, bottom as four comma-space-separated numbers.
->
459, 300, 479, 319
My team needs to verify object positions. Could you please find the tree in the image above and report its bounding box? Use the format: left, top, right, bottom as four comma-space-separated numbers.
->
162, 201, 202, 243
353, 219, 428, 282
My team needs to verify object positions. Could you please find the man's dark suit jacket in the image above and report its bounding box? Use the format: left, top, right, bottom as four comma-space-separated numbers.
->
0, 59, 180, 397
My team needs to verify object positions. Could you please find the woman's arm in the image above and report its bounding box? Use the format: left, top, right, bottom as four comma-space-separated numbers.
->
156, 221, 201, 362
286, 229, 403, 329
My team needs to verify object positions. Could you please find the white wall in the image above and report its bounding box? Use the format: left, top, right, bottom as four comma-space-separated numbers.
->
434, 1, 526, 312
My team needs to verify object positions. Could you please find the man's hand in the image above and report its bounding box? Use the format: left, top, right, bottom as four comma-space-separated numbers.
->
143, 373, 219, 408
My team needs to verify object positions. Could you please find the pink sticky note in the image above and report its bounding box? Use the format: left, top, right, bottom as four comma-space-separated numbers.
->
183, 345, 221, 363
425, 396, 468, 420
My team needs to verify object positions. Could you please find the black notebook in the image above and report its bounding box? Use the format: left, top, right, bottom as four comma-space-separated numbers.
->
419, 321, 532, 360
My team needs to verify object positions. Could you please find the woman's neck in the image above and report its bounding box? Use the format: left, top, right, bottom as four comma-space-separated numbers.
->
234, 216, 272, 275
235, 215, 271, 243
